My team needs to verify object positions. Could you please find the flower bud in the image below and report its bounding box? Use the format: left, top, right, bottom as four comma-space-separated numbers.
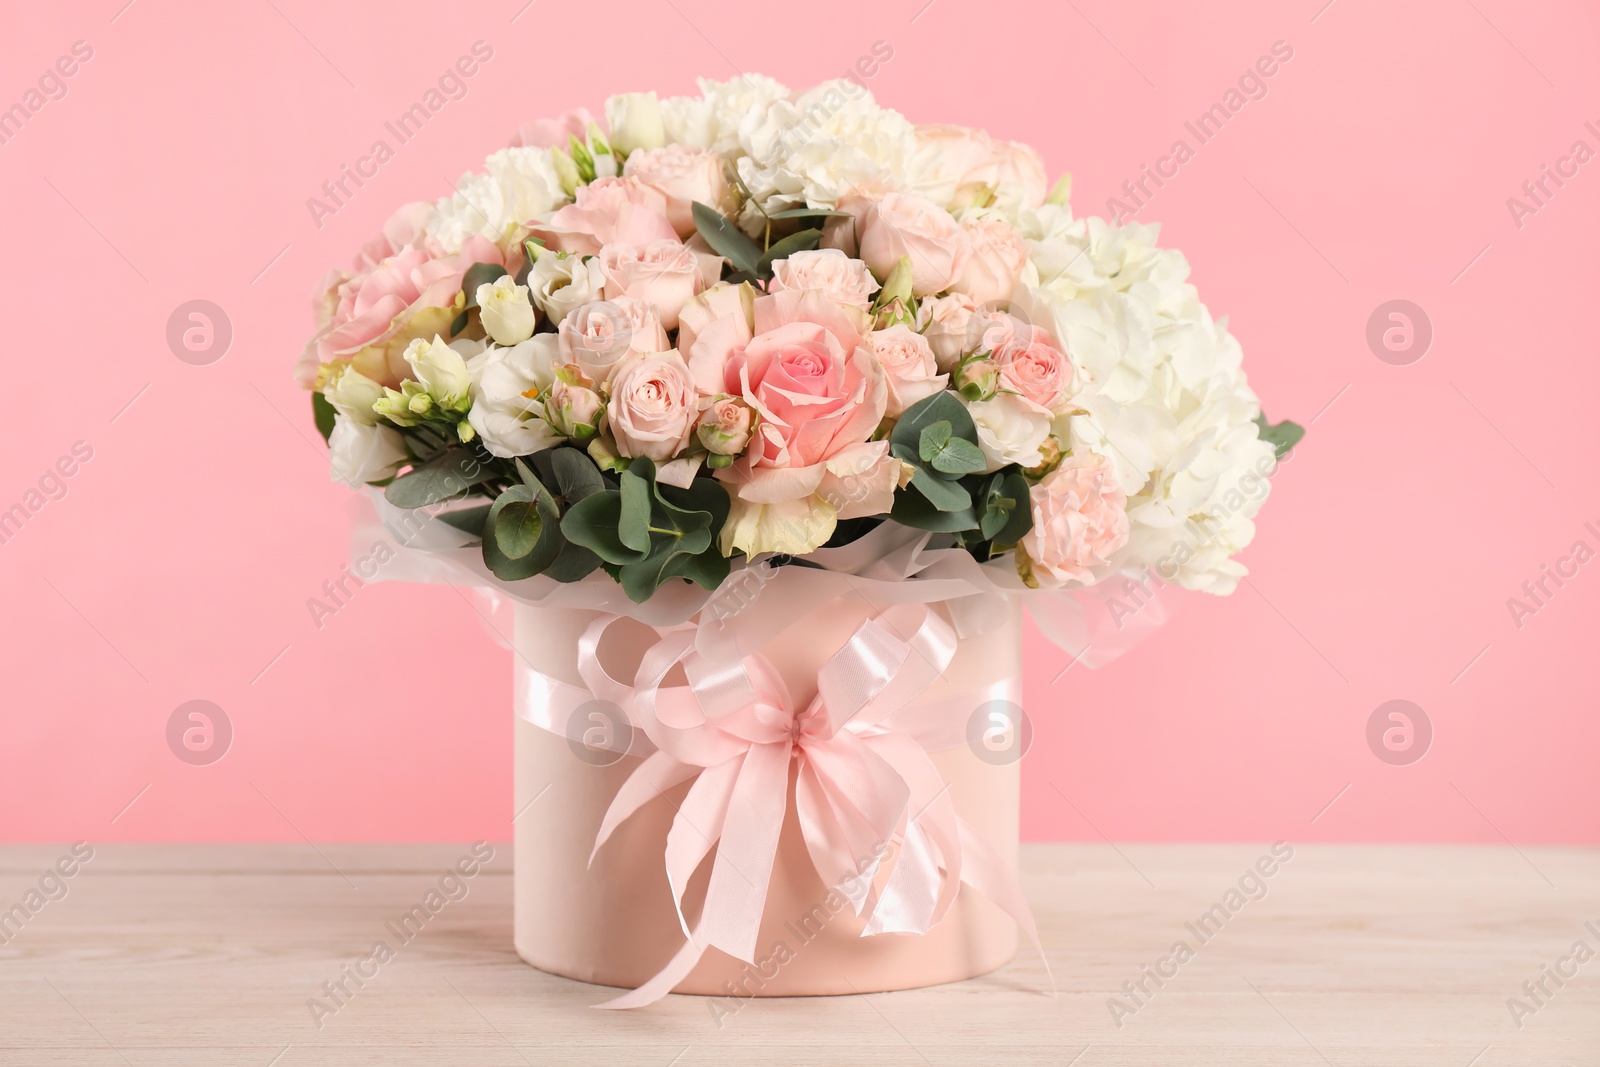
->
696, 396, 755, 457
873, 255, 915, 311
545, 368, 604, 441
955, 356, 1000, 402
476, 274, 538, 346
1023, 435, 1064, 479
550, 146, 581, 197
321, 362, 385, 425
605, 92, 666, 156
873, 297, 916, 330
403, 335, 472, 410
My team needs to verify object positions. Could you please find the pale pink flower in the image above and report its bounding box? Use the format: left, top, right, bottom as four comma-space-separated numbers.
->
1022, 453, 1129, 587
621, 144, 731, 238
607, 351, 698, 462
528, 177, 677, 255
863, 325, 946, 417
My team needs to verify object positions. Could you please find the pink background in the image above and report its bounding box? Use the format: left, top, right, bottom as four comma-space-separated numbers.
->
3, 0, 1595, 845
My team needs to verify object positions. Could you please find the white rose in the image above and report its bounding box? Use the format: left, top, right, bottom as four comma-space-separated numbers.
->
965, 393, 1053, 472
605, 92, 666, 156
475, 274, 537, 347
322, 363, 385, 425
767, 248, 880, 309
329, 416, 407, 486
404, 335, 471, 407
528, 252, 606, 323
466, 336, 564, 459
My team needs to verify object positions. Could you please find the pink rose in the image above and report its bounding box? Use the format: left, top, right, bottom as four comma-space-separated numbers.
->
767, 248, 880, 309
557, 297, 668, 386
688, 287, 869, 398
607, 351, 698, 462
915, 292, 980, 372
678, 282, 756, 392
718, 305, 888, 509
621, 144, 731, 238
1021, 453, 1129, 587
528, 177, 678, 255
510, 107, 598, 149
825, 192, 970, 297
910, 124, 1048, 212
696, 396, 756, 456
992, 324, 1071, 411
863, 325, 947, 418
297, 235, 503, 389
545, 371, 605, 440
597, 239, 707, 330
951, 217, 1029, 305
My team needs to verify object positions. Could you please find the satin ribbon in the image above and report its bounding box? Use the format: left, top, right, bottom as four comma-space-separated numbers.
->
564, 603, 1049, 1010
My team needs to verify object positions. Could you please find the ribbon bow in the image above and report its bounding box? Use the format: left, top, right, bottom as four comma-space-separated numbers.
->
579, 604, 1047, 1009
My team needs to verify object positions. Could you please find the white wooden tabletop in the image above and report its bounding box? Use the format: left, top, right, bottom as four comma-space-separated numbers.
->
0, 843, 1595, 1065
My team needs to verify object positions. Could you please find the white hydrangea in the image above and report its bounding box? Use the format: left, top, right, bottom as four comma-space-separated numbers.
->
1014, 213, 1276, 594
428, 146, 568, 253
734, 81, 916, 225
658, 73, 790, 155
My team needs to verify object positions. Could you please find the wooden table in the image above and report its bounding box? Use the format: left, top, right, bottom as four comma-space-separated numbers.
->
1, 844, 1595, 1065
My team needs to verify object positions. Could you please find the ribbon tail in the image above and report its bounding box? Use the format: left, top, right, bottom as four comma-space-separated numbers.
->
589, 751, 699, 866
593, 919, 710, 1010
957, 817, 1053, 996
698, 741, 790, 964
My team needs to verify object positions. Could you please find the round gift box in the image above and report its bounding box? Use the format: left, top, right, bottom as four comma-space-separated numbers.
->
510, 593, 1022, 997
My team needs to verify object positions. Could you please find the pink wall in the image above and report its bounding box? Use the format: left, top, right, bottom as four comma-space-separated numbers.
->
3, 0, 1595, 844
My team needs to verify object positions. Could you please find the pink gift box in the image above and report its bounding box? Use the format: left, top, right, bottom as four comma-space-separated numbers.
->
509, 593, 1023, 999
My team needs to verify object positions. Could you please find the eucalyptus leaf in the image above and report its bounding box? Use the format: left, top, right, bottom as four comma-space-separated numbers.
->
692, 201, 762, 277
1254, 414, 1305, 459
437, 504, 491, 537
491, 486, 544, 560
759, 228, 823, 275
385, 449, 490, 509
312, 392, 338, 444
618, 465, 653, 553
547, 447, 606, 502
560, 492, 644, 565
462, 262, 507, 308
482, 483, 562, 580
891, 487, 978, 532
767, 208, 849, 220
929, 436, 986, 476
909, 466, 972, 512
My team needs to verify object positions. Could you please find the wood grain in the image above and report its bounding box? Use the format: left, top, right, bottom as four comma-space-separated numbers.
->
0, 843, 1595, 1065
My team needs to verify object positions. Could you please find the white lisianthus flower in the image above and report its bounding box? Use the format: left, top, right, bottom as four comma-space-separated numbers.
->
329, 416, 407, 486
528, 252, 605, 323
321, 363, 385, 425
466, 336, 563, 458
404, 335, 472, 408
965, 393, 1053, 472
605, 92, 666, 156
476, 274, 537, 346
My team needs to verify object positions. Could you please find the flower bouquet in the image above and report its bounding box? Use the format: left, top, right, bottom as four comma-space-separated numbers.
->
298, 74, 1300, 1008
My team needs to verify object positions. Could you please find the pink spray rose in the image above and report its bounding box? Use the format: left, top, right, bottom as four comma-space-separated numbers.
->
510, 107, 599, 149
991, 324, 1072, 412
951, 216, 1029, 305
863, 325, 947, 418
606, 350, 698, 462
297, 234, 504, 389
916, 291, 981, 372
597, 239, 708, 330
557, 297, 668, 386
767, 248, 880, 309
824, 191, 970, 297
1021, 453, 1129, 587
621, 144, 732, 238
528, 177, 678, 255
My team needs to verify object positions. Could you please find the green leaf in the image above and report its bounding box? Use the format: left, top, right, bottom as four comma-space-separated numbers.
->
929, 436, 986, 476
461, 262, 507, 308
547, 447, 606, 502
759, 228, 823, 276
385, 449, 490, 509
767, 208, 849, 220
437, 504, 491, 537
561, 492, 647, 565
891, 487, 978, 532
618, 464, 653, 553
312, 392, 338, 444
976, 470, 1033, 544
1254, 414, 1305, 459
492, 486, 544, 560
448, 309, 469, 337
917, 421, 953, 463
692, 201, 762, 277
544, 540, 603, 583
891, 392, 979, 455
909, 466, 972, 512
482, 484, 562, 580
